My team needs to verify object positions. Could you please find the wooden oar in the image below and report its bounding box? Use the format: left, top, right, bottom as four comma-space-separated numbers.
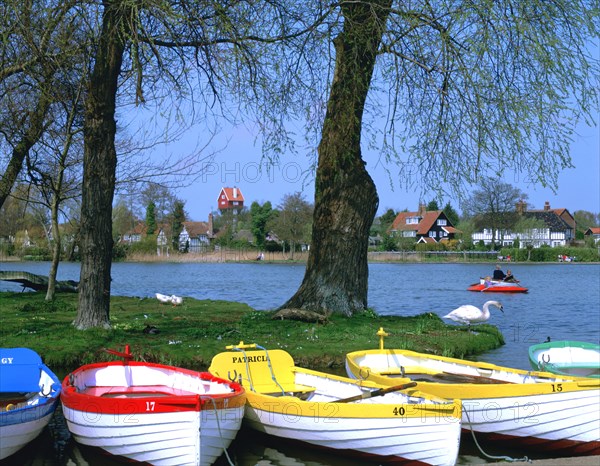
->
333, 382, 417, 403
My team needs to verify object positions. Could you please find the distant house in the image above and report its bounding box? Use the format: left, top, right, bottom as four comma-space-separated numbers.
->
217, 187, 245, 212
156, 224, 172, 256
525, 201, 576, 241
472, 201, 575, 248
178, 214, 214, 253
388, 204, 458, 243
120, 222, 146, 244
585, 227, 600, 244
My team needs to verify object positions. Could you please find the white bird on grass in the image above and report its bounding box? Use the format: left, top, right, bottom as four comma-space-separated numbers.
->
170, 295, 183, 306
443, 301, 503, 327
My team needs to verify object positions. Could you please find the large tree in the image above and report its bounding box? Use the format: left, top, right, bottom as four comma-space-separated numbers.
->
74, 0, 133, 329
281, 2, 598, 316
73, 1, 325, 328
280, 1, 391, 315
462, 178, 528, 247
272, 192, 313, 259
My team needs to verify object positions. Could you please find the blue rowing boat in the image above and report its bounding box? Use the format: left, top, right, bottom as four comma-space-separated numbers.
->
0, 348, 61, 460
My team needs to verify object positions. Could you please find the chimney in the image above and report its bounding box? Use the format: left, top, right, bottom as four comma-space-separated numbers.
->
418, 203, 426, 216
208, 213, 214, 236
233, 187, 238, 198
516, 200, 526, 214
544, 201, 550, 211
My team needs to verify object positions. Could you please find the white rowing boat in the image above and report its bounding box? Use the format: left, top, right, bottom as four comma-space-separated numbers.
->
61, 345, 245, 465
346, 329, 600, 457
209, 342, 462, 466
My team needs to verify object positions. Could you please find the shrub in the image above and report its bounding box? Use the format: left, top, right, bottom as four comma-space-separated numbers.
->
128, 235, 158, 255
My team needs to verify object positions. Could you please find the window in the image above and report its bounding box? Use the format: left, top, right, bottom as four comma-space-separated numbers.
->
406, 217, 419, 225
437, 219, 447, 226
429, 231, 436, 237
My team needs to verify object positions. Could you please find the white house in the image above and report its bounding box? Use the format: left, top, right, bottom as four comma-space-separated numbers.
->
178, 215, 214, 253
471, 201, 575, 248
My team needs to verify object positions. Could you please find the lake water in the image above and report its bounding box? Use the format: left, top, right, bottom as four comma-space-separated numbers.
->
1, 260, 599, 465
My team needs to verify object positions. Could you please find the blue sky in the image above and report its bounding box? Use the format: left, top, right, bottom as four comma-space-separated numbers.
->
175, 116, 599, 222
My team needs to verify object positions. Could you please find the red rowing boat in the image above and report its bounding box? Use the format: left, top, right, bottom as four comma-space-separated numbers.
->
61, 345, 245, 465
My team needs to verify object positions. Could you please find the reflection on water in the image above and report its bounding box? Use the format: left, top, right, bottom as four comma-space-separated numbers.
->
1, 262, 599, 465
0, 408, 566, 466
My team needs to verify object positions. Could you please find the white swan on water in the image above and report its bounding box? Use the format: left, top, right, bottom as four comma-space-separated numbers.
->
443, 301, 503, 326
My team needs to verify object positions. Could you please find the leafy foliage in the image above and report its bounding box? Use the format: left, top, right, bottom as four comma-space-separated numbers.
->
250, 201, 274, 249
145, 202, 157, 235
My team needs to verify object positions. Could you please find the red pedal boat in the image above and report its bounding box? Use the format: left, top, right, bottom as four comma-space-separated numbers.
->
467, 278, 528, 293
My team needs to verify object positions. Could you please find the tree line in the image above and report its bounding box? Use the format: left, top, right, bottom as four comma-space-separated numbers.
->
4, 176, 598, 261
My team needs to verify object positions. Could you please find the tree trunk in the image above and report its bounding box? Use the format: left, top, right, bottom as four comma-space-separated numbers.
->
0, 90, 50, 210
280, 1, 391, 317
74, 1, 130, 329
45, 193, 61, 302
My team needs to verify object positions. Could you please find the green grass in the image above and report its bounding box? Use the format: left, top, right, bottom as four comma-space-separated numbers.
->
0, 292, 504, 371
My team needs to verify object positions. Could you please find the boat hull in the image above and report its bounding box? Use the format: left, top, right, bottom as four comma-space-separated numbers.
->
0, 348, 61, 460
61, 361, 245, 466
346, 349, 600, 456
210, 347, 462, 466
62, 405, 243, 465
467, 282, 528, 293
529, 340, 600, 379
0, 401, 58, 460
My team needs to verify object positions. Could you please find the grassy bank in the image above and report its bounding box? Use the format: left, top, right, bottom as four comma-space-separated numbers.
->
0, 292, 504, 371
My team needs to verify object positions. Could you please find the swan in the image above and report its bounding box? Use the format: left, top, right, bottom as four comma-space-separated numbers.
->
156, 293, 172, 304
443, 301, 503, 326
170, 295, 183, 306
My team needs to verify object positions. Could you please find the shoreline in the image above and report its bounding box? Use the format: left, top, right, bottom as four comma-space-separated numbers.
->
2, 251, 598, 264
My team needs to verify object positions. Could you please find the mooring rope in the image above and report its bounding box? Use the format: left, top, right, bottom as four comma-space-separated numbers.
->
463, 406, 531, 463
206, 397, 235, 466
255, 344, 285, 395
231, 346, 255, 392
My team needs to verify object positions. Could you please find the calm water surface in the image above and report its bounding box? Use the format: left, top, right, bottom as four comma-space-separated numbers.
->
1, 261, 599, 465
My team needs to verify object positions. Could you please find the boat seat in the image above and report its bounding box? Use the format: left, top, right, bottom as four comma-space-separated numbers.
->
264, 383, 316, 397
377, 366, 425, 377
83, 385, 198, 398
209, 348, 315, 397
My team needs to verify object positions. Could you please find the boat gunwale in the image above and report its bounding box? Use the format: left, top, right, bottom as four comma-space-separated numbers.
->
345, 349, 600, 399
528, 340, 600, 378
61, 360, 246, 414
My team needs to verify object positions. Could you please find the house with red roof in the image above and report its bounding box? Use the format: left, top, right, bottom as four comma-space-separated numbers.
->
217, 187, 244, 212
388, 204, 458, 243
585, 227, 600, 244
523, 201, 576, 240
